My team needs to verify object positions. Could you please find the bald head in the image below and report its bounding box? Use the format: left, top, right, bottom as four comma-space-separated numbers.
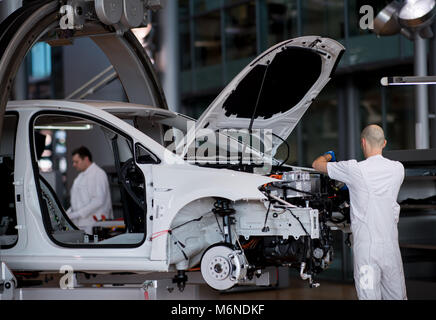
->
361, 125, 385, 148
360, 125, 387, 158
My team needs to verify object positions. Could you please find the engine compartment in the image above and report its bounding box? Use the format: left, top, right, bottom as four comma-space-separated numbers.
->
243, 168, 351, 287
178, 163, 352, 290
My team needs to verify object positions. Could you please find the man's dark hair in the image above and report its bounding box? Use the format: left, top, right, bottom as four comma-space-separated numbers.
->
72, 146, 93, 162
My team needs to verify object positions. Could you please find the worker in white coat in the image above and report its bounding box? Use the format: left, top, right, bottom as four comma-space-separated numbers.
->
67, 146, 113, 235
312, 124, 407, 300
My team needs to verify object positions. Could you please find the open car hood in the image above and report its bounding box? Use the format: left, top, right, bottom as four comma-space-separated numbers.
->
191, 36, 345, 154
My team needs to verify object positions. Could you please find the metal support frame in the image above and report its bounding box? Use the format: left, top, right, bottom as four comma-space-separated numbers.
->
337, 85, 347, 161
161, 0, 180, 112
0, 262, 17, 300
1, 268, 278, 300
414, 35, 430, 149
295, 0, 304, 167
431, 21, 436, 147
189, 0, 197, 93
346, 77, 358, 159
12, 279, 219, 300
0, 268, 221, 300
381, 86, 388, 138
65, 65, 117, 99
220, 0, 227, 86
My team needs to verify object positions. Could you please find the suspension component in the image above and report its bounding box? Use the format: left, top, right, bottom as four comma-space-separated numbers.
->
213, 199, 236, 244
172, 270, 188, 292
299, 262, 320, 288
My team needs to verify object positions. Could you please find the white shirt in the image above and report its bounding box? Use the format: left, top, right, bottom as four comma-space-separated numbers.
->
327, 155, 404, 243
67, 163, 113, 234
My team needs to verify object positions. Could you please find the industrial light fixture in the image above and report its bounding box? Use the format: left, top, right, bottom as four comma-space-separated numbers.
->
398, 0, 436, 38
374, 1, 402, 36
398, 0, 436, 27
381, 76, 436, 86
35, 124, 93, 131
372, 0, 436, 150
374, 0, 436, 39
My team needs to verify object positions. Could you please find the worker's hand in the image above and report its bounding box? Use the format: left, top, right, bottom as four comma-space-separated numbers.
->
323, 151, 336, 162
313, 151, 335, 174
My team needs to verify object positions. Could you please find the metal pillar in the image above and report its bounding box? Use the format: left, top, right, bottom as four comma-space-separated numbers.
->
337, 85, 347, 161
220, 2, 227, 85
430, 22, 436, 148
296, 0, 303, 166
346, 77, 357, 159
381, 86, 388, 139
13, 62, 27, 100
256, 0, 268, 55
414, 35, 430, 149
161, 0, 180, 112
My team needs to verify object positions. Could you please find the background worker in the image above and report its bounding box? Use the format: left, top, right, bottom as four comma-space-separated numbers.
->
312, 124, 407, 300
67, 146, 113, 235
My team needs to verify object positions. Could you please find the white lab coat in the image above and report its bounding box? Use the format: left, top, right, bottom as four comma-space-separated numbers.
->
67, 163, 113, 235
327, 154, 407, 300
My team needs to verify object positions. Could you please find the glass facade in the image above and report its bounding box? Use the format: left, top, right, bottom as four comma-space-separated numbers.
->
194, 11, 222, 67
302, 0, 345, 39
266, 0, 299, 47
301, 82, 339, 166
224, 2, 257, 61
178, 0, 414, 93
177, 0, 416, 154
385, 85, 416, 151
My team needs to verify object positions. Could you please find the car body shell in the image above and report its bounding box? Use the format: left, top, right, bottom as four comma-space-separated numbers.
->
2, 100, 275, 272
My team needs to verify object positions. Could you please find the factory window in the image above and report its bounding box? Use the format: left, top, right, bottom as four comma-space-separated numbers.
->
180, 21, 192, 71
355, 71, 415, 153
179, 0, 190, 19
0, 113, 19, 249
194, 0, 221, 14
302, 0, 345, 39
357, 75, 383, 156
225, 1, 257, 61
274, 83, 339, 167
301, 84, 339, 166
31, 113, 147, 248
30, 42, 52, 80
385, 86, 415, 151
194, 10, 222, 67
266, 0, 299, 48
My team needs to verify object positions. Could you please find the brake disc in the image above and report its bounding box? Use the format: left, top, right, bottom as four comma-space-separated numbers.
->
200, 245, 248, 291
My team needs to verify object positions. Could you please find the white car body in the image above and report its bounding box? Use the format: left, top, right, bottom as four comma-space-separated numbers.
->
2, 99, 273, 270
0, 36, 347, 290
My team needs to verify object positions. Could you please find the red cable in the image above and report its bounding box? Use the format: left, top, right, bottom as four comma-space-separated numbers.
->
150, 230, 171, 240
